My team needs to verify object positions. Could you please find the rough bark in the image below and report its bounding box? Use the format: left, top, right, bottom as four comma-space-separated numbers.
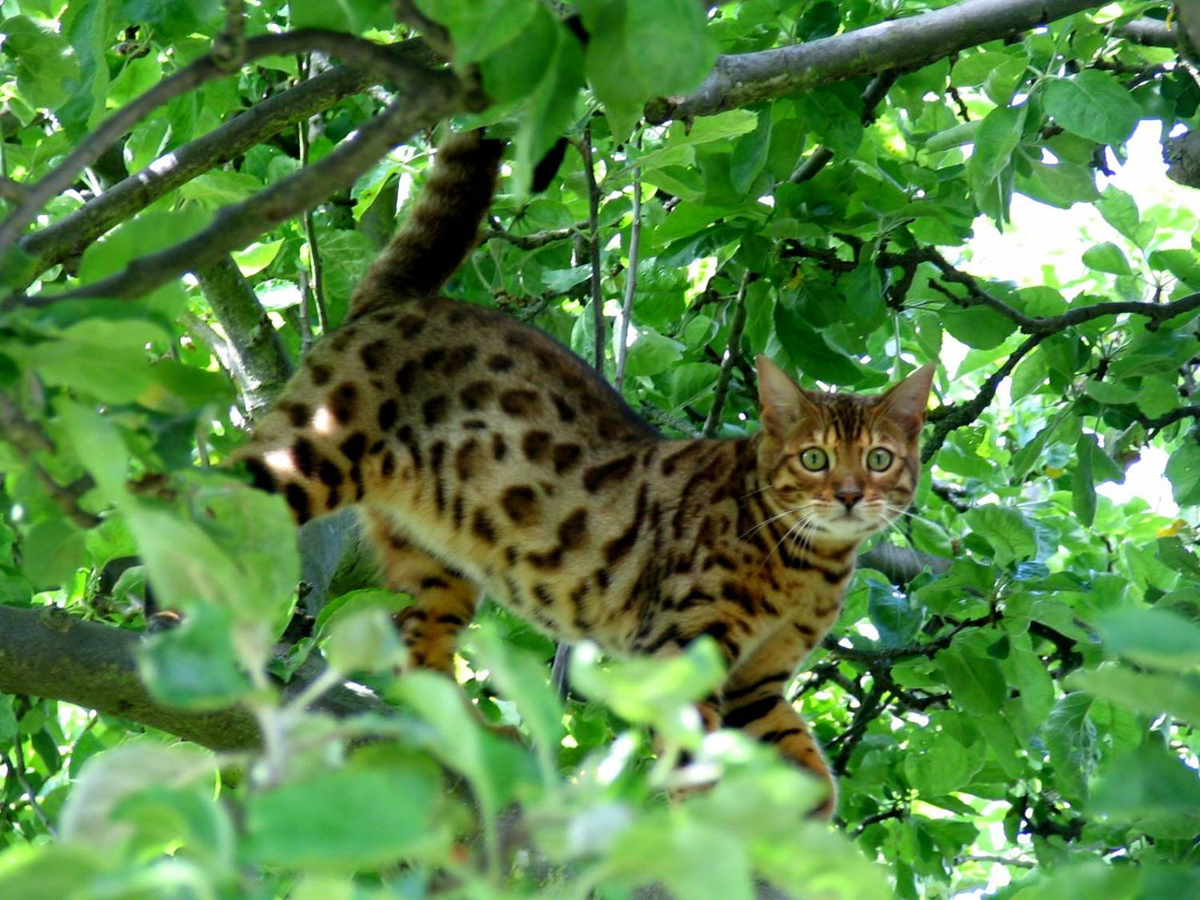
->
195, 256, 292, 415
0, 604, 391, 752
646, 0, 1106, 123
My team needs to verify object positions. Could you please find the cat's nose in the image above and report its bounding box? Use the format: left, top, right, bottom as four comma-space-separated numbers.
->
834, 486, 863, 510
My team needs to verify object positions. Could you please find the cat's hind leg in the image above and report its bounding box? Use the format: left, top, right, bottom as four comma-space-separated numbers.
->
361, 509, 481, 674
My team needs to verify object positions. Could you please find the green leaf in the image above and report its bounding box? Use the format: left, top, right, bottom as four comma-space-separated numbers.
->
1089, 741, 1200, 821
1073, 434, 1097, 527
1043, 70, 1141, 144
61, 743, 215, 846
315, 588, 413, 635
138, 603, 253, 710
939, 305, 1016, 350
179, 170, 262, 208
417, 0, 536, 64
1166, 441, 1200, 505
904, 727, 981, 796
21, 519, 86, 588
290, 0, 392, 33
0, 694, 18, 742
325, 608, 406, 674
1082, 241, 1132, 275
1096, 187, 1142, 244
623, 330, 683, 377
0, 16, 82, 110
938, 646, 1006, 716
1068, 667, 1200, 725
472, 620, 564, 780
512, 16, 585, 193
245, 764, 441, 869
570, 639, 724, 743
626, 0, 716, 95
867, 579, 925, 649
730, 109, 772, 195
1042, 693, 1096, 802
479, 4, 558, 104
969, 103, 1026, 181
586, 0, 717, 141
965, 505, 1037, 564
1096, 607, 1200, 671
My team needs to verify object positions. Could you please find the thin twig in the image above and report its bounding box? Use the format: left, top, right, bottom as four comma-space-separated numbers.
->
32, 467, 101, 530
9, 68, 465, 308
0, 176, 28, 203
639, 403, 702, 436
614, 167, 642, 393
580, 126, 606, 372
0, 29, 449, 253
849, 806, 906, 838
8, 740, 58, 837
703, 271, 753, 436
485, 223, 586, 250
298, 268, 314, 355
212, 0, 246, 71
297, 53, 329, 332
822, 613, 994, 664
393, 0, 454, 59
956, 854, 1037, 869
922, 334, 1044, 462
18, 42, 439, 284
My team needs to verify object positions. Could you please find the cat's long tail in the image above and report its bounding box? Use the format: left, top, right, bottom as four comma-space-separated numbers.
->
349, 130, 505, 316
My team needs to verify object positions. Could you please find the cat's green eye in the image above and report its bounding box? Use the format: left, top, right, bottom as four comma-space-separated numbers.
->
867, 447, 893, 471
799, 447, 828, 471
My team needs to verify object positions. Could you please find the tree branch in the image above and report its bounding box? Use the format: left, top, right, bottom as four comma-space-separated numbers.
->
486, 224, 587, 250
0, 604, 394, 752
10, 70, 465, 308
16, 42, 436, 286
194, 256, 293, 415
1111, 18, 1177, 48
790, 69, 900, 184
614, 167, 642, 394
645, 0, 1105, 123
703, 271, 752, 436
859, 542, 951, 582
0, 30, 448, 254
578, 128, 606, 372
922, 334, 1044, 463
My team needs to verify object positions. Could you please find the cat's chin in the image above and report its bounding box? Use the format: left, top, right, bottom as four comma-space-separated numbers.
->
810, 512, 886, 543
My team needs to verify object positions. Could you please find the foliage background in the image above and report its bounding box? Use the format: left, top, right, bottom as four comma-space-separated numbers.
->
1, 0, 1200, 897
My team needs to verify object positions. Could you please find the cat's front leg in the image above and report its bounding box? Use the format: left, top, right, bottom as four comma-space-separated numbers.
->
723, 621, 836, 819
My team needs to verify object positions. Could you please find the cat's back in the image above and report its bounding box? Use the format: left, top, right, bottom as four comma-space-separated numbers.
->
243, 295, 658, 528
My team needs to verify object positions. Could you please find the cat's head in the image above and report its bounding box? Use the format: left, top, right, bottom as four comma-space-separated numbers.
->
755, 356, 935, 544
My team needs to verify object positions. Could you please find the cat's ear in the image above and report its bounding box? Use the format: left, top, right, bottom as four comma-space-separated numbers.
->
879, 364, 935, 437
757, 356, 816, 436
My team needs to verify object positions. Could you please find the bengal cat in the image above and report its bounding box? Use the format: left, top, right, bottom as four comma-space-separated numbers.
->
239, 130, 934, 818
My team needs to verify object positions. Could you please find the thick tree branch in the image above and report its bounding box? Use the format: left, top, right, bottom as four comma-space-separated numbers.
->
1112, 18, 1177, 48
11, 72, 465, 307
646, 0, 1105, 123
0, 31, 447, 254
194, 256, 293, 415
0, 605, 393, 752
859, 542, 951, 582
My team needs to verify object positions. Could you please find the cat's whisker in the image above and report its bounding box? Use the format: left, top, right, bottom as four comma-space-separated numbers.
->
740, 506, 801, 541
